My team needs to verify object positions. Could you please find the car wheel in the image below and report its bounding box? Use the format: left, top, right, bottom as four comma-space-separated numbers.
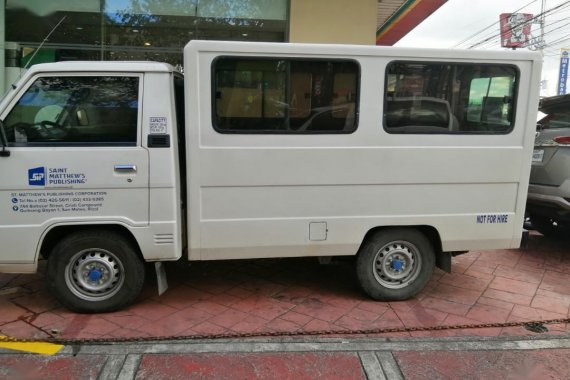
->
47, 230, 145, 313
356, 228, 435, 301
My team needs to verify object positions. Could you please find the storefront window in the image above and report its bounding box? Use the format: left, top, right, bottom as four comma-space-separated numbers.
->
5, 0, 288, 69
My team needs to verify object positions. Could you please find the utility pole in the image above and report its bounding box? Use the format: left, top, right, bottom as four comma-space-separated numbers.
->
530, 0, 547, 50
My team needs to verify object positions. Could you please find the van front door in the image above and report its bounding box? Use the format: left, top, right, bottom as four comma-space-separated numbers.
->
0, 74, 149, 266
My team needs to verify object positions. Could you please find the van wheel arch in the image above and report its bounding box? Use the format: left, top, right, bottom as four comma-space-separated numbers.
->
40, 224, 142, 261
359, 225, 443, 256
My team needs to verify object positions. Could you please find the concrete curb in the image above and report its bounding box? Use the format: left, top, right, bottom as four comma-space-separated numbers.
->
1, 335, 569, 379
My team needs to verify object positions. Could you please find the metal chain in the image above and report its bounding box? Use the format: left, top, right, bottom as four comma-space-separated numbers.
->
1, 317, 569, 346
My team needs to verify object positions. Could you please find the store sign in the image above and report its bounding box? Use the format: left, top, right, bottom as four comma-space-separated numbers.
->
558, 50, 569, 95
500, 13, 533, 48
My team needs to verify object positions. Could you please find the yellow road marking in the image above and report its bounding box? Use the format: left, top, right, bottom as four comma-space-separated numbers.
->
0, 336, 64, 355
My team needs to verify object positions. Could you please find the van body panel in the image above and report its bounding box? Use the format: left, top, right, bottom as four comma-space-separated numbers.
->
183, 41, 541, 261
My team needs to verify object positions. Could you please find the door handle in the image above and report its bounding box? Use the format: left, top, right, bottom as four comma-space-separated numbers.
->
114, 164, 137, 173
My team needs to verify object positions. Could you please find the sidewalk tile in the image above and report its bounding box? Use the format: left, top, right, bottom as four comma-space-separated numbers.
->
153, 285, 213, 309
0, 299, 32, 324
229, 315, 268, 333
438, 273, 492, 291
418, 297, 471, 316
279, 310, 314, 326
271, 286, 313, 304
0, 355, 106, 380
265, 317, 303, 332
59, 315, 119, 338
10, 292, 59, 314
231, 296, 295, 321
510, 305, 566, 321
465, 263, 497, 276
128, 300, 179, 322
476, 250, 522, 267
0, 320, 51, 340
536, 288, 570, 303
303, 318, 344, 333
101, 313, 148, 332
187, 321, 229, 336
441, 315, 502, 337
356, 300, 390, 315
208, 308, 249, 329
395, 350, 570, 380
531, 295, 570, 315
137, 353, 365, 380
488, 277, 538, 296
465, 304, 510, 323
292, 300, 348, 323
427, 284, 482, 305
189, 300, 229, 316
493, 265, 544, 284
475, 297, 515, 311
482, 289, 532, 306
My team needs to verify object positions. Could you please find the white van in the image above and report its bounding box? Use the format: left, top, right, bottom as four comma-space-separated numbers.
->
0, 41, 542, 312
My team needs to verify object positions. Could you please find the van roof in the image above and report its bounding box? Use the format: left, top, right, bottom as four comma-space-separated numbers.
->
184, 40, 542, 63
25, 61, 177, 75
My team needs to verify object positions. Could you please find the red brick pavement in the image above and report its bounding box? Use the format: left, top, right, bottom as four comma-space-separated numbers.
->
1, 232, 569, 341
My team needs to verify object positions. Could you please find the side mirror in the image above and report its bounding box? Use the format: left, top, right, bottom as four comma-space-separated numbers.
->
0, 120, 10, 157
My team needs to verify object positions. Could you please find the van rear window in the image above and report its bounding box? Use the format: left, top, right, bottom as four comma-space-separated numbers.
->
212, 57, 359, 134
384, 62, 518, 134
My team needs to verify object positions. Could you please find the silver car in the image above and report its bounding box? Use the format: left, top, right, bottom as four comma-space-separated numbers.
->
527, 94, 570, 237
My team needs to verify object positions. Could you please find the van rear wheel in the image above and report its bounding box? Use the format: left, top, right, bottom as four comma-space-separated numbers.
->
47, 230, 145, 313
356, 229, 435, 301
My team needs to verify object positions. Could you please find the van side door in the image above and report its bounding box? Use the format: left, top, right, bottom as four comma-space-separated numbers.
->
0, 74, 149, 266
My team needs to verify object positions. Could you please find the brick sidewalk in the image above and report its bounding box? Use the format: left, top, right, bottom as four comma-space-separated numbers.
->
1, 232, 569, 341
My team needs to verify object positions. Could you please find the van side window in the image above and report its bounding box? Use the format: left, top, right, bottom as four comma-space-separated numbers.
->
384, 62, 518, 134
4, 76, 139, 146
213, 58, 359, 134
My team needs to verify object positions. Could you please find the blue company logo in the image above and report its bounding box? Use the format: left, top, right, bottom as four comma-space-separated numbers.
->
28, 167, 46, 186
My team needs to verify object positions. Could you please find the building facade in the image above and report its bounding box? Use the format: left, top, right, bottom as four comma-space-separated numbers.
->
0, 0, 384, 92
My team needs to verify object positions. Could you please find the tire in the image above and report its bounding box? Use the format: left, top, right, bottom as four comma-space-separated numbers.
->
47, 230, 145, 313
356, 228, 435, 301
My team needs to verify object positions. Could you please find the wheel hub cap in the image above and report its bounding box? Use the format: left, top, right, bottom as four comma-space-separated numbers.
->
65, 248, 125, 302
88, 267, 104, 282
372, 241, 422, 289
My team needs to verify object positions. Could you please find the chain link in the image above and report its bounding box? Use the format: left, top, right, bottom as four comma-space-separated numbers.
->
1, 317, 569, 346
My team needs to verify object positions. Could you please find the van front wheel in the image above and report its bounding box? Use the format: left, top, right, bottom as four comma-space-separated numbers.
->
356, 229, 435, 301
47, 230, 145, 313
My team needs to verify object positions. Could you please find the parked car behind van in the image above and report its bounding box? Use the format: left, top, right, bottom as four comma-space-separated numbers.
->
527, 94, 570, 237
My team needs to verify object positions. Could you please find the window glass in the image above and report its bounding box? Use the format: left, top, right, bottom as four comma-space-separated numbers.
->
6, 1, 287, 69
384, 62, 518, 134
538, 112, 570, 130
4, 76, 139, 146
213, 58, 359, 133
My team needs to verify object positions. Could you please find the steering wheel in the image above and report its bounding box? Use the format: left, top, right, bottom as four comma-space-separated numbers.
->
36, 120, 68, 138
